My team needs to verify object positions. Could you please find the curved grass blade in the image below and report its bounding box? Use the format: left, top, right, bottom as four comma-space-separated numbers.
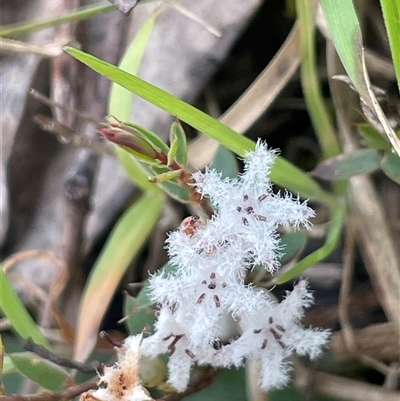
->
108, 8, 159, 121
64, 47, 335, 204
65, 46, 255, 157
380, 0, 400, 92
73, 190, 164, 361
296, 0, 341, 160
108, 9, 160, 190
320, 0, 400, 156
0, 268, 49, 347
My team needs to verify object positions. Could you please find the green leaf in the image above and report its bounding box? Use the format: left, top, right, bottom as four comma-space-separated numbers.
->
124, 122, 170, 154
271, 384, 342, 401
380, 151, 400, 184
184, 368, 247, 401
271, 157, 335, 205
124, 261, 177, 335
108, 9, 158, 121
124, 292, 156, 335
279, 232, 307, 265
0, 269, 49, 347
65, 46, 255, 156
114, 147, 155, 191
149, 169, 182, 184
320, 0, 367, 100
108, 10, 159, 188
65, 46, 335, 204
2, 355, 18, 375
157, 180, 191, 203
169, 120, 188, 167
9, 352, 71, 391
311, 149, 380, 180
274, 202, 346, 284
209, 146, 238, 179
320, 0, 400, 156
380, 0, 400, 93
357, 124, 391, 150
120, 145, 159, 164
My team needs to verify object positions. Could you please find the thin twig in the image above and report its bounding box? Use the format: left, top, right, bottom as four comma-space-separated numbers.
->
158, 368, 216, 401
338, 220, 394, 375
34, 114, 113, 155
295, 361, 400, 401
23, 339, 100, 373
0, 38, 66, 57
0, 377, 98, 401
330, 322, 399, 362
30, 89, 101, 124
338, 219, 357, 349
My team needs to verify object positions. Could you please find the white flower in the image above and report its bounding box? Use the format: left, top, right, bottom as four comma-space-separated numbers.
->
212, 281, 330, 390
192, 140, 315, 272
138, 141, 328, 393
87, 335, 153, 401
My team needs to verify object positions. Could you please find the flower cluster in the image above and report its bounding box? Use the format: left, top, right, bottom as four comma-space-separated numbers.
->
140, 141, 329, 391
83, 336, 153, 401
93, 141, 330, 398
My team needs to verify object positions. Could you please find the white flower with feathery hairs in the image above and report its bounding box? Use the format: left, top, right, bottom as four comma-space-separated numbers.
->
83, 335, 153, 401
191, 141, 315, 272
140, 141, 328, 392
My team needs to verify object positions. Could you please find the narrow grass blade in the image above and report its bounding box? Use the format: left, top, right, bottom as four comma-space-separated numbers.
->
65, 46, 255, 157
380, 0, 400, 92
108, 9, 160, 190
296, 0, 340, 159
108, 9, 158, 121
0, 269, 49, 347
0, 3, 115, 38
65, 47, 335, 204
73, 190, 164, 361
320, 0, 400, 156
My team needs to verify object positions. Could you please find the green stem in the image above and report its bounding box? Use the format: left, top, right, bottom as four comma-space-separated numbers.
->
296, 0, 341, 160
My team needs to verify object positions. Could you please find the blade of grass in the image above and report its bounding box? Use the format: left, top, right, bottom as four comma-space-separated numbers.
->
74, 10, 163, 361
0, 268, 49, 347
65, 46, 255, 156
73, 190, 164, 362
108, 8, 160, 190
108, 8, 159, 121
0, 3, 115, 38
296, 0, 341, 160
272, 201, 346, 285
320, 0, 400, 156
64, 46, 335, 205
379, 0, 400, 92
